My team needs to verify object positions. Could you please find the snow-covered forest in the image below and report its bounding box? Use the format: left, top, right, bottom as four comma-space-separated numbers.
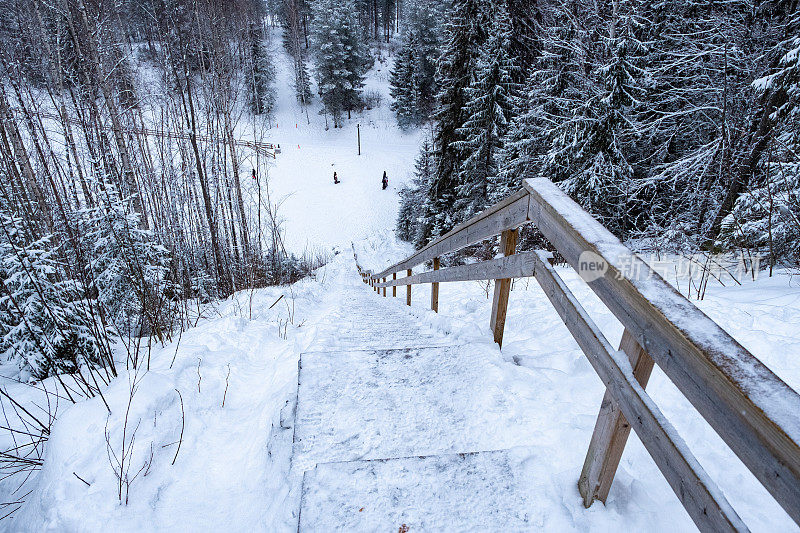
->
394, 0, 800, 258
0, 0, 798, 530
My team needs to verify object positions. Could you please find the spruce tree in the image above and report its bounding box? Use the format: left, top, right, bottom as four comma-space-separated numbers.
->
311, 0, 373, 127
451, 6, 524, 221
495, 7, 584, 203
541, 11, 645, 236
417, 0, 489, 245
249, 24, 277, 116
281, 0, 314, 104
405, 0, 444, 119
631, 0, 756, 242
0, 209, 104, 380
390, 33, 418, 128
79, 184, 171, 337
505, 0, 542, 78
389, 0, 445, 128
397, 137, 435, 244
494, 80, 538, 202
718, 10, 800, 263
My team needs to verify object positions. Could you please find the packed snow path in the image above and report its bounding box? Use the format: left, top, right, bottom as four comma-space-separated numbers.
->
293, 270, 553, 530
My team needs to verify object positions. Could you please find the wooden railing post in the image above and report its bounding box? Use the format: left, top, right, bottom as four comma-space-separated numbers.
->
431, 257, 440, 312
392, 272, 396, 297
490, 229, 518, 347
579, 329, 655, 507
406, 269, 412, 306
382, 278, 386, 297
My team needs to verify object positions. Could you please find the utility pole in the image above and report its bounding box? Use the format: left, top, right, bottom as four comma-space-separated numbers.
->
357, 123, 361, 155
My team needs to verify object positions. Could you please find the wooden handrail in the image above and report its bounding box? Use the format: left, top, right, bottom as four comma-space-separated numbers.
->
377, 252, 537, 287
359, 177, 800, 530
523, 179, 800, 524
530, 250, 745, 531
372, 188, 530, 278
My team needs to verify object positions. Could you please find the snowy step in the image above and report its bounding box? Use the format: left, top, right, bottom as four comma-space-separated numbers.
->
293, 345, 527, 472
304, 297, 446, 351
299, 449, 536, 531
306, 330, 443, 352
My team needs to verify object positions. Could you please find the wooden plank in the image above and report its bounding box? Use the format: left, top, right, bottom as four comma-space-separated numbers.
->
383, 278, 386, 297
579, 329, 655, 507
490, 229, 518, 348
529, 251, 746, 532
524, 178, 800, 522
431, 257, 440, 312
376, 252, 537, 288
392, 272, 396, 297
406, 269, 412, 306
372, 189, 530, 279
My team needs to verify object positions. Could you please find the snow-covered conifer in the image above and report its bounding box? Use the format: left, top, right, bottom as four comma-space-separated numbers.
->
390, 33, 418, 128
79, 184, 172, 337
451, 5, 524, 221
397, 137, 435, 244
311, 0, 373, 127
0, 208, 104, 380
718, 11, 800, 263
249, 24, 277, 116
414, 0, 489, 245
541, 11, 645, 236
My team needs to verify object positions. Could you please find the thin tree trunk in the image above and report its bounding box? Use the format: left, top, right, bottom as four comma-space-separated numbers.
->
181, 69, 230, 296
75, 0, 147, 228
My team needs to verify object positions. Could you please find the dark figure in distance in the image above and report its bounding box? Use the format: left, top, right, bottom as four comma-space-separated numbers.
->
334, 171, 340, 184
382, 171, 388, 190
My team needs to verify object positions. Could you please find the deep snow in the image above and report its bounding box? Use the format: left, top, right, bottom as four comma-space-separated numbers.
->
8, 237, 800, 531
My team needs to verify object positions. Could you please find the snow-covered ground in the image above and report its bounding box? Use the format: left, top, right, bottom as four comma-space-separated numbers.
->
2, 30, 800, 533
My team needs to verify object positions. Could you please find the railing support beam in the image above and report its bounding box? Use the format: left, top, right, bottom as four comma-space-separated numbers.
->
392, 273, 396, 297
431, 257, 440, 312
579, 329, 655, 507
382, 278, 386, 297
490, 229, 517, 348
406, 269, 412, 306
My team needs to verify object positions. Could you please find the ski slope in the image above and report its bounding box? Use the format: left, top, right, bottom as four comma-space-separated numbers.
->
238, 33, 424, 254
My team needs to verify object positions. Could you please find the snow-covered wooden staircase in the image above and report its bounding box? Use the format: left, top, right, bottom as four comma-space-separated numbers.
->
293, 286, 539, 529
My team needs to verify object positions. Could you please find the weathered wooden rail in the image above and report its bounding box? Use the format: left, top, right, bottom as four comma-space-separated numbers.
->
355, 177, 800, 532
11, 108, 278, 159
